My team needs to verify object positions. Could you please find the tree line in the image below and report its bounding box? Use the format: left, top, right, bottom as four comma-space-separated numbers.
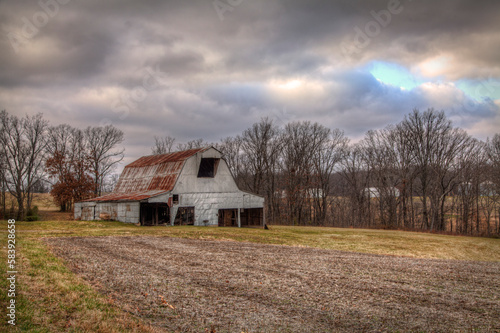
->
2, 108, 499, 236
0, 110, 124, 220
153, 108, 500, 236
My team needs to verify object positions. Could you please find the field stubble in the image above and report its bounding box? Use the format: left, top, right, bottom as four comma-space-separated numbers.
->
47, 236, 500, 332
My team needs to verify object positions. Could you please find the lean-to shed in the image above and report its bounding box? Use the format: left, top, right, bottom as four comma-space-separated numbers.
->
74, 147, 265, 227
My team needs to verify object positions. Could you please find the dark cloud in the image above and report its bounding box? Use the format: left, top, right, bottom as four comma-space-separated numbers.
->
0, 0, 498, 166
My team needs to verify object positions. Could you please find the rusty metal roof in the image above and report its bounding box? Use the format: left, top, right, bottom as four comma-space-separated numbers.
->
84, 147, 210, 203
113, 148, 207, 194
126, 148, 206, 167
84, 190, 168, 202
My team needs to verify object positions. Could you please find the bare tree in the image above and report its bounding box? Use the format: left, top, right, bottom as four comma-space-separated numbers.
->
0, 143, 7, 217
486, 134, 500, 192
310, 128, 347, 225
176, 138, 204, 151
400, 109, 449, 230
280, 121, 331, 225
85, 125, 124, 196
339, 144, 371, 227
240, 118, 283, 222
388, 124, 418, 228
431, 129, 473, 232
23, 113, 48, 211
214, 136, 244, 182
241, 119, 279, 193
102, 173, 120, 193
0, 111, 48, 220
486, 134, 500, 234
360, 130, 401, 228
152, 135, 176, 154
46, 124, 75, 211
46, 124, 79, 169
471, 146, 496, 236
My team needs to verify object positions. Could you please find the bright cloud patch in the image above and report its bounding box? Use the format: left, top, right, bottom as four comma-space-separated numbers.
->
456, 79, 500, 101
368, 61, 424, 90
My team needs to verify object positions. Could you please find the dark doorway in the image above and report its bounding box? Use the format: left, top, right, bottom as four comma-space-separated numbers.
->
140, 203, 169, 226
218, 209, 238, 227
240, 208, 264, 227
174, 207, 195, 226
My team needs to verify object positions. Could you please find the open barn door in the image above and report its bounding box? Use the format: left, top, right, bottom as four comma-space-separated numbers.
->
218, 209, 238, 227
240, 208, 264, 227
140, 203, 169, 226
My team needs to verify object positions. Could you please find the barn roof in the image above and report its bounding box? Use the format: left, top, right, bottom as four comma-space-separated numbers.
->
86, 147, 209, 202
125, 148, 207, 168
88, 189, 168, 202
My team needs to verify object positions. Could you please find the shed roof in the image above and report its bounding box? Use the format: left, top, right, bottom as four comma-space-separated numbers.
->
86, 190, 168, 202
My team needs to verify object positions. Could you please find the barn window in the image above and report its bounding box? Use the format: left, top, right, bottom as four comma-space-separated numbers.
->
172, 194, 179, 204
197, 158, 220, 178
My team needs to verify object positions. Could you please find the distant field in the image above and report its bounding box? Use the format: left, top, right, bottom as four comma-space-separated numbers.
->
2, 192, 59, 212
1, 216, 499, 332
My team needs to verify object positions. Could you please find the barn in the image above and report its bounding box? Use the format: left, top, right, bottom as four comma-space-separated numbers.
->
74, 147, 265, 227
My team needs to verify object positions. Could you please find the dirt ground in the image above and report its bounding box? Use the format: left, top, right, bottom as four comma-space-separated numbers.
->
46, 236, 500, 332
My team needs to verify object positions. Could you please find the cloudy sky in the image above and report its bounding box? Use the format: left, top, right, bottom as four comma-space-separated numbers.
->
1, 0, 499, 166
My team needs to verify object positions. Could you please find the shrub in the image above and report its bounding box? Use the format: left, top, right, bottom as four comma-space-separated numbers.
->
27, 205, 39, 216
26, 205, 40, 221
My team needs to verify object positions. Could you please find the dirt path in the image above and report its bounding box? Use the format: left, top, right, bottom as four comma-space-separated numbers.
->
46, 236, 500, 332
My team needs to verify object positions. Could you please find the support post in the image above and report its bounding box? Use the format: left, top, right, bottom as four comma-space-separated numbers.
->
263, 207, 265, 227
237, 208, 241, 228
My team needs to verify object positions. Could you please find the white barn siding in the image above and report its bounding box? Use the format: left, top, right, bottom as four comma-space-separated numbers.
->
169, 148, 263, 226
169, 192, 264, 226
117, 202, 140, 223
74, 201, 139, 223
173, 149, 239, 194
74, 202, 82, 219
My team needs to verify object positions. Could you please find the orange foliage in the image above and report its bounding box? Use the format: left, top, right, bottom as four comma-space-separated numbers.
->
46, 151, 94, 211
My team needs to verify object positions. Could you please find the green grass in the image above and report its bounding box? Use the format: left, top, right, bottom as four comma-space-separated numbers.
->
0, 217, 499, 332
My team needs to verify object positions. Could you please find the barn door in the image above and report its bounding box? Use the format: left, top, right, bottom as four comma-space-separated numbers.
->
218, 209, 238, 227
140, 203, 169, 226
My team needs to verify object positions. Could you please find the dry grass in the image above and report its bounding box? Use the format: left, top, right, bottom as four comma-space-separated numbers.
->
2, 193, 59, 211
14, 217, 500, 262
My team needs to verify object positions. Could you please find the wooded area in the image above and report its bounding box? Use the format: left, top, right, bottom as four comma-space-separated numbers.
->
153, 108, 500, 236
0, 110, 124, 220
2, 108, 499, 236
